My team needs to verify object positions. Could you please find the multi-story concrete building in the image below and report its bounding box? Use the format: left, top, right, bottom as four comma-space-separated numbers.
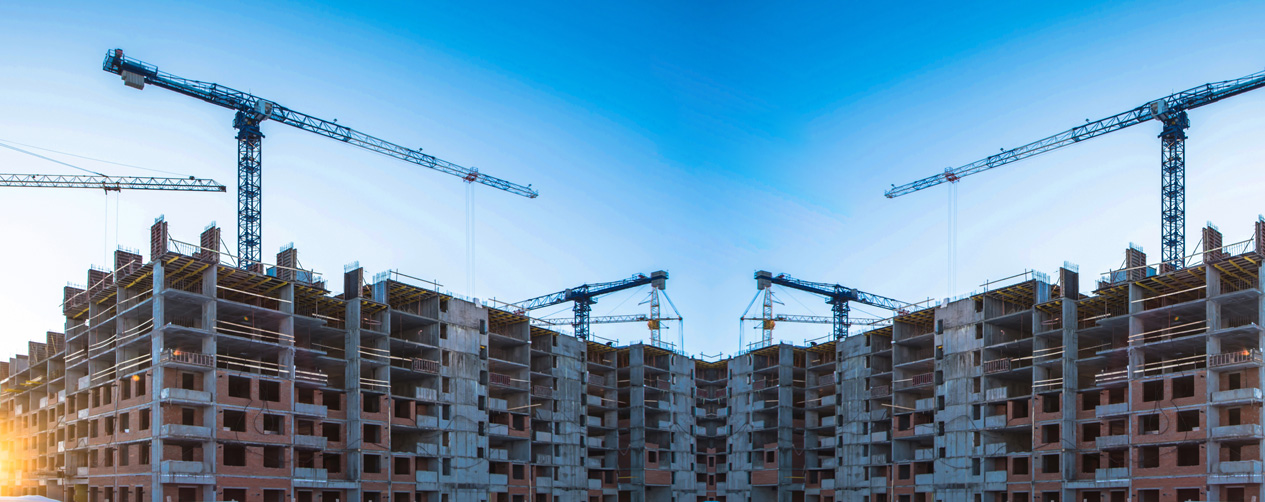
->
2, 216, 1265, 502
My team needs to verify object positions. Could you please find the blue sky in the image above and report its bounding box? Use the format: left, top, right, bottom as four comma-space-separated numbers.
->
2, 1, 1265, 358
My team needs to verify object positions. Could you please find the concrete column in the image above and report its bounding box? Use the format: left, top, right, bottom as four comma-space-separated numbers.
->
199, 264, 218, 502
1206, 262, 1222, 486
344, 298, 363, 502
628, 346, 646, 502
1126, 281, 1144, 483
148, 261, 165, 502
1059, 268, 1079, 501
1257, 262, 1265, 502
777, 345, 793, 502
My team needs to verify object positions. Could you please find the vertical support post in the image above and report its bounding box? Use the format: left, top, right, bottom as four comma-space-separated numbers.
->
649, 289, 662, 346
761, 289, 774, 347
1159, 111, 1189, 270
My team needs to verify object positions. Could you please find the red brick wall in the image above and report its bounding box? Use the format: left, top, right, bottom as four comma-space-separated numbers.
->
214, 478, 292, 502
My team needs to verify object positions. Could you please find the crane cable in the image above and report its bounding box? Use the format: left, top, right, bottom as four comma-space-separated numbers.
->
948, 180, 959, 297
0, 141, 105, 176
466, 180, 475, 298
0, 137, 192, 177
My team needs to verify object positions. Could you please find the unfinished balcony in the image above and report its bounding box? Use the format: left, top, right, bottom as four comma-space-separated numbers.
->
160, 460, 213, 484
1095, 467, 1129, 482
293, 401, 327, 419
160, 350, 214, 371
982, 386, 1008, 402
1094, 368, 1128, 387
489, 372, 528, 392
294, 434, 327, 450
294, 367, 328, 387
1209, 349, 1263, 372
895, 372, 934, 391
1211, 424, 1265, 439
1095, 434, 1131, 449
158, 387, 211, 406
1095, 401, 1130, 418
410, 358, 440, 375
294, 467, 329, 482
159, 423, 212, 440
1212, 387, 1264, 405
415, 469, 438, 485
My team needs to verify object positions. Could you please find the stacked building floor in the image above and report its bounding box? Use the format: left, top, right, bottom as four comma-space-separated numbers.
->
2, 217, 1265, 502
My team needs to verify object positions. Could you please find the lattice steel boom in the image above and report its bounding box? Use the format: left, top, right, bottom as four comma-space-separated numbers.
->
103, 48, 538, 266
0, 174, 225, 192
885, 67, 1265, 268
536, 314, 683, 326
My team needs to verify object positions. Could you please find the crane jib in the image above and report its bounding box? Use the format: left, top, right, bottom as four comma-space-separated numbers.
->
101, 49, 537, 198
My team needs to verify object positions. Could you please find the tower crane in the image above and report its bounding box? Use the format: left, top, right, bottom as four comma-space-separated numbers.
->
536, 286, 684, 349
102, 49, 537, 267
514, 271, 668, 341
885, 66, 1265, 269
746, 270, 906, 345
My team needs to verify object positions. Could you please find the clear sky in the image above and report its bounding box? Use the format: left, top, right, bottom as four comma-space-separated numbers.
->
2, 1, 1265, 359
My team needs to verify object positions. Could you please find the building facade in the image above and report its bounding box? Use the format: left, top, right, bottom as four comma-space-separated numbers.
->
2, 217, 1264, 502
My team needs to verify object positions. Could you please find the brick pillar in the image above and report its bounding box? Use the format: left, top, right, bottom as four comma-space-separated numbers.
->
88, 268, 113, 299
115, 249, 143, 277
27, 342, 45, 364
150, 217, 168, 262
1203, 224, 1225, 264
198, 225, 220, 263
345, 266, 364, 300
1126, 245, 1147, 282
276, 245, 297, 282
1255, 217, 1265, 256
46, 332, 65, 356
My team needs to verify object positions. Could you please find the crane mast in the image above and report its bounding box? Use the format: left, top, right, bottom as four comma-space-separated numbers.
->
885, 67, 1265, 269
103, 49, 538, 267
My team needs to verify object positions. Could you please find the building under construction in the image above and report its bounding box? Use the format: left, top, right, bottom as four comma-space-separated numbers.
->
1, 216, 1265, 502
